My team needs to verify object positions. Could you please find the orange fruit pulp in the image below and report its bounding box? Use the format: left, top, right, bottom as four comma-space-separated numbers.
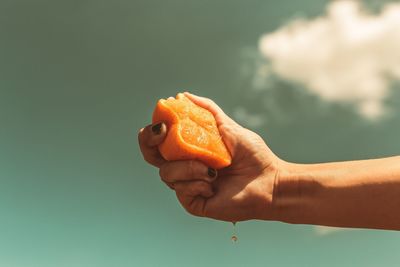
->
152, 93, 232, 169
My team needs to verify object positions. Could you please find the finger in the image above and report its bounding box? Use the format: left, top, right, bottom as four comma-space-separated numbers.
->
159, 160, 218, 184
175, 193, 207, 217
183, 92, 236, 126
174, 180, 214, 198
174, 181, 213, 217
184, 92, 239, 155
139, 122, 167, 146
165, 182, 175, 190
138, 123, 167, 167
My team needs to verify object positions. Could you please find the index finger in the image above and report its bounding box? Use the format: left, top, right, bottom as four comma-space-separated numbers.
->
138, 123, 167, 167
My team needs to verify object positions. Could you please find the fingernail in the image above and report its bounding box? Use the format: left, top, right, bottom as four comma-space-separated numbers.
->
151, 123, 162, 135
208, 167, 217, 179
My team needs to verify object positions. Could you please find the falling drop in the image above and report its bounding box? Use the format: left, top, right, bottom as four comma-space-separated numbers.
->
231, 235, 238, 242
231, 222, 238, 243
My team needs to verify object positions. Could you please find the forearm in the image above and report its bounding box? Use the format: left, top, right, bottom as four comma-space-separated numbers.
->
273, 156, 400, 230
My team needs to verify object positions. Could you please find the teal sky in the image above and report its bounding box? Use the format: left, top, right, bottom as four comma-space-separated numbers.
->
1, 0, 400, 266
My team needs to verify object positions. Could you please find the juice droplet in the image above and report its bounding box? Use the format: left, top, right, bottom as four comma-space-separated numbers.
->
231, 222, 238, 243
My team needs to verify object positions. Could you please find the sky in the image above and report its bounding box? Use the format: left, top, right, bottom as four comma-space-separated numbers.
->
259, 0, 400, 119
1, 0, 400, 266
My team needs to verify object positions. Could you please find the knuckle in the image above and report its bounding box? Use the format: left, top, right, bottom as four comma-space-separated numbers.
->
182, 201, 198, 216
186, 207, 198, 216
147, 158, 159, 167
175, 191, 203, 217
198, 182, 209, 194
142, 152, 154, 164
181, 203, 193, 214
142, 154, 152, 164
158, 165, 168, 181
219, 123, 237, 137
208, 99, 216, 106
202, 96, 213, 104
188, 201, 203, 217
191, 181, 205, 194
166, 182, 175, 189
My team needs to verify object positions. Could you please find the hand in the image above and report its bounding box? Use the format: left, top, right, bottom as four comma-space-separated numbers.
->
138, 93, 281, 222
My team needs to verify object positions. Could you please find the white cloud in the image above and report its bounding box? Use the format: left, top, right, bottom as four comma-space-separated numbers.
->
233, 106, 265, 128
259, 0, 400, 119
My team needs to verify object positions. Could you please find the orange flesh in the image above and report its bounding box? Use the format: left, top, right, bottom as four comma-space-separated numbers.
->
152, 93, 231, 169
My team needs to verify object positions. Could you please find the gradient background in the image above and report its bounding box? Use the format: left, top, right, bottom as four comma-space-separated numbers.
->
1, 0, 400, 266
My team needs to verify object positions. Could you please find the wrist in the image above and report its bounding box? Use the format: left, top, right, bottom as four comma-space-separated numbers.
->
270, 160, 317, 224
256, 157, 295, 221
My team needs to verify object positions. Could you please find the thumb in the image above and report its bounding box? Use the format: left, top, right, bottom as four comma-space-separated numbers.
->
183, 92, 232, 124
183, 92, 241, 156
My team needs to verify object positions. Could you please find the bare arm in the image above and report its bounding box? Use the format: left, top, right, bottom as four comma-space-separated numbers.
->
275, 157, 400, 230
139, 93, 400, 231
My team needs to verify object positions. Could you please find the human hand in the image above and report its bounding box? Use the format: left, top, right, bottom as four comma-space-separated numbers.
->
138, 93, 281, 222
